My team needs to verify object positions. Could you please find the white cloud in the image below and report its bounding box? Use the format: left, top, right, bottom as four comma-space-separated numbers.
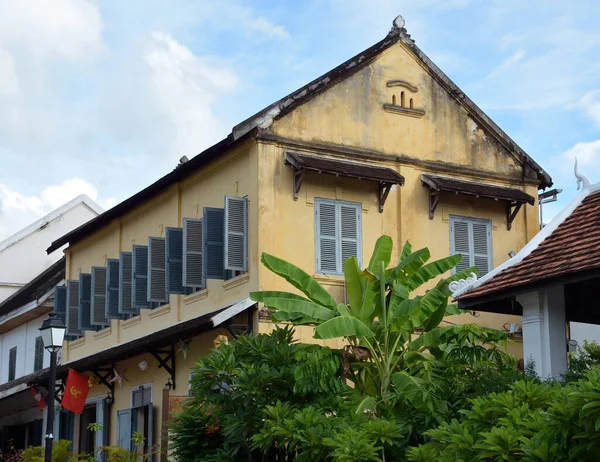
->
576, 91, 600, 128
561, 140, 600, 166
0, 178, 118, 240
247, 17, 290, 39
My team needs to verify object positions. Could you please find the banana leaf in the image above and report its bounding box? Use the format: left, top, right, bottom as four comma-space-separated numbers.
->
386, 281, 409, 326
406, 254, 463, 290
261, 297, 334, 321
315, 315, 375, 339
250, 291, 309, 303
422, 298, 448, 332
344, 257, 364, 314
367, 235, 393, 273
391, 248, 431, 278
408, 325, 458, 350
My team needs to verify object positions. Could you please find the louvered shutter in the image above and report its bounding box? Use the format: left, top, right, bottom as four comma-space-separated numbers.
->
91, 267, 108, 326
166, 227, 184, 294
148, 237, 168, 303
451, 219, 471, 273
316, 201, 338, 274
132, 245, 149, 309
183, 218, 204, 288
66, 280, 81, 337
340, 204, 361, 267
78, 273, 94, 331
204, 208, 225, 279
106, 259, 122, 319
54, 285, 67, 326
119, 252, 137, 314
472, 221, 492, 276
224, 197, 248, 272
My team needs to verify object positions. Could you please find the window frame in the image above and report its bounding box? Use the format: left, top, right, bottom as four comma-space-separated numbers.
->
449, 215, 493, 276
8, 346, 17, 381
34, 336, 44, 372
314, 198, 362, 276
130, 383, 153, 409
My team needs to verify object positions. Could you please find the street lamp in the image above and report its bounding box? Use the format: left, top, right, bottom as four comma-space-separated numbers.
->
39, 312, 65, 462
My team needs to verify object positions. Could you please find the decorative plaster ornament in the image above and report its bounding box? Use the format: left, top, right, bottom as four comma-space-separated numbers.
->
213, 335, 229, 349
449, 272, 478, 296
109, 369, 129, 388
178, 339, 190, 359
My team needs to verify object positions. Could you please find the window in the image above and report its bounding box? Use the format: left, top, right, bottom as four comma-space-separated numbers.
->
8, 347, 17, 381
450, 216, 493, 276
131, 384, 152, 408
34, 336, 44, 372
315, 199, 362, 275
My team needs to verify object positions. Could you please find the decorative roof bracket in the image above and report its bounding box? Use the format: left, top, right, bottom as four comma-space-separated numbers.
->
292, 166, 305, 201
90, 366, 115, 395
428, 189, 440, 220
150, 344, 176, 390
506, 202, 523, 231
379, 183, 392, 213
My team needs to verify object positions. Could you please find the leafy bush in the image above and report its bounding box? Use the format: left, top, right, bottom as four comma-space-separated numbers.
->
562, 340, 600, 382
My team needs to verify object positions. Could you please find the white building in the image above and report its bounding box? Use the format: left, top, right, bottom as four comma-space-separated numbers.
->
0, 195, 102, 452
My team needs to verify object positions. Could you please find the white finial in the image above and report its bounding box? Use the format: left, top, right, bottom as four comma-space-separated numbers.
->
449, 272, 478, 296
393, 15, 405, 29
574, 158, 592, 190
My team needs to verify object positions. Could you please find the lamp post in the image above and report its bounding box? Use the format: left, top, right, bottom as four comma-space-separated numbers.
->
39, 312, 65, 462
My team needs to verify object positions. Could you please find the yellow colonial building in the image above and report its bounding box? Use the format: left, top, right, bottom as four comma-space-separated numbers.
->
20, 17, 551, 459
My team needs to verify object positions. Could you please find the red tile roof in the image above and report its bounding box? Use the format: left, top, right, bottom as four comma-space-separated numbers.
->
458, 188, 600, 300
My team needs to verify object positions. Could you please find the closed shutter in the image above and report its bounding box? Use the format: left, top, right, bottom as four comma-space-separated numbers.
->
450, 216, 492, 276
340, 204, 360, 265
117, 409, 133, 450
204, 208, 225, 279
316, 201, 337, 274
106, 259, 122, 319
8, 347, 16, 381
119, 252, 137, 314
148, 237, 168, 303
54, 285, 67, 326
78, 273, 94, 331
183, 218, 204, 288
91, 267, 108, 326
132, 245, 149, 309
95, 400, 108, 461
224, 196, 248, 272
66, 280, 81, 337
166, 227, 184, 294
34, 336, 44, 372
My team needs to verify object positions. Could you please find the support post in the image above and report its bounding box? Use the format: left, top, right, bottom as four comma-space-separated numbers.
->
44, 350, 58, 462
517, 286, 567, 379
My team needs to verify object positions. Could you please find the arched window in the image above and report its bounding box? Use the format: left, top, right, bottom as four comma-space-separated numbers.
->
392, 94, 396, 105
401, 91, 405, 107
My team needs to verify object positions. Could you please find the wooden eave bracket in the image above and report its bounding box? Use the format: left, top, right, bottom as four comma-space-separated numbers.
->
292, 166, 306, 201
428, 188, 440, 220
91, 366, 115, 395
378, 183, 392, 213
150, 344, 176, 390
506, 202, 523, 231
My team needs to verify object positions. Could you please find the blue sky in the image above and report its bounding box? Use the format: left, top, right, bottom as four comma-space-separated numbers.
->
0, 0, 599, 238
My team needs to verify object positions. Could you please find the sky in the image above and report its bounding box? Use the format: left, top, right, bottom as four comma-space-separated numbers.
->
0, 0, 599, 239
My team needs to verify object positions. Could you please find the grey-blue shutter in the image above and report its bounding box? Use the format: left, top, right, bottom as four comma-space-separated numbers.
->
65, 280, 81, 337
183, 218, 204, 288
78, 273, 94, 331
95, 400, 108, 461
450, 217, 492, 276
340, 203, 361, 269
54, 285, 67, 326
450, 218, 470, 274
224, 196, 248, 272
119, 252, 137, 314
91, 267, 108, 326
146, 404, 154, 450
117, 409, 133, 450
148, 237, 168, 303
203, 208, 225, 279
166, 227, 184, 294
132, 245, 149, 309
106, 259, 122, 319
472, 221, 492, 276
316, 200, 338, 274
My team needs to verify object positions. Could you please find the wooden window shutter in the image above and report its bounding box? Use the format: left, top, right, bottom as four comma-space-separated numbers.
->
66, 280, 82, 337
472, 221, 492, 276
147, 237, 168, 303
316, 200, 338, 274
78, 273, 94, 331
450, 218, 471, 274
224, 197, 248, 272
183, 218, 204, 289
117, 409, 133, 450
54, 285, 67, 326
119, 252, 137, 314
340, 203, 361, 268
166, 227, 184, 294
204, 208, 226, 279
132, 245, 149, 309
106, 258, 122, 319
450, 216, 493, 276
34, 336, 44, 372
91, 267, 108, 326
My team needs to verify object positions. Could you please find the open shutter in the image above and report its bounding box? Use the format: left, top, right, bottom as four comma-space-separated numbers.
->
132, 245, 149, 309
54, 285, 67, 326
148, 237, 168, 303
450, 218, 471, 274
224, 196, 248, 272
340, 203, 361, 269
166, 227, 184, 294
119, 252, 137, 314
472, 221, 492, 276
106, 259, 122, 319
91, 267, 108, 326
183, 218, 204, 288
78, 273, 94, 331
66, 280, 81, 337
95, 399, 108, 462
117, 409, 133, 450
316, 200, 338, 274
146, 404, 154, 453
204, 208, 225, 279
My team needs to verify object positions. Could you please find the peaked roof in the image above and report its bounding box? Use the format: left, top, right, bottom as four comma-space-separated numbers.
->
0, 194, 103, 254
455, 181, 600, 304
47, 19, 551, 255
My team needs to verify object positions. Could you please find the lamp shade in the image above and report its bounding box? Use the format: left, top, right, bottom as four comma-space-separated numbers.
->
40, 312, 66, 352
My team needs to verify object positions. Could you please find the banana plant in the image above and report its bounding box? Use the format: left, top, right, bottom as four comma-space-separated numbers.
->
251, 236, 505, 402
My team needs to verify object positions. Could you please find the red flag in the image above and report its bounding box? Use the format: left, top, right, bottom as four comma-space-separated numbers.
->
29, 384, 47, 409
61, 369, 90, 414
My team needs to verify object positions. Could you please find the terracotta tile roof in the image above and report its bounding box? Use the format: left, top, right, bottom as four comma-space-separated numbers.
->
457, 188, 600, 300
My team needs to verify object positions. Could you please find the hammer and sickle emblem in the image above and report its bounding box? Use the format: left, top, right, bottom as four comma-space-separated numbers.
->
70, 386, 82, 399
